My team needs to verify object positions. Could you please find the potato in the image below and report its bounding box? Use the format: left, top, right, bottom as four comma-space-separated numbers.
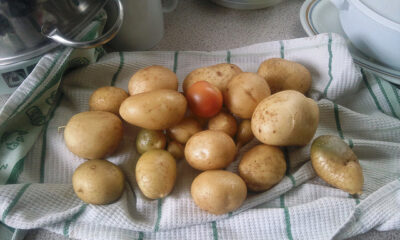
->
135, 150, 177, 199
238, 145, 286, 192
72, 159, 125, 205
136, 129, 166, 154
224, 72, 271, 119
89, 86, 129, 115
257, 58, 312, 94
251, 90, 319, 146
167, 141, 184, 160
311, 135, 363, 195
128, 65, 178, 95
236, 120, 253, 149
191, 170, 247, 215
168, 117, 202, 144
119, 89, 187, 130
185, 130, 236, 170
207, 111, 237, 137
64, 111, 123, 159
183, 63, 242, 93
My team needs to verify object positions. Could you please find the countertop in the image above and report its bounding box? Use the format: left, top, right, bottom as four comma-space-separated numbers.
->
24, 0, 399, 239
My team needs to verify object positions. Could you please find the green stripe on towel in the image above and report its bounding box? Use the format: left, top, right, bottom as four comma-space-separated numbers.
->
173, 51, 179, 73
279, 40, 285, 59
5, 157, 25, 184
111, 52, 124, 86
137, 232, 144, 240
2, 183, 31, 222
280, 195, 293, 240
323, 33, 333, 98
154, 199, 162, 232
63, 204, 87, 237
374, 75, 400, 119
212, 221, 218, 240
360, 69, 384, 113
226, 50, 231, 64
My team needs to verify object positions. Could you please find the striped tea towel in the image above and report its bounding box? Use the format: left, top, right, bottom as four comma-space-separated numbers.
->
0, 33, 400, 240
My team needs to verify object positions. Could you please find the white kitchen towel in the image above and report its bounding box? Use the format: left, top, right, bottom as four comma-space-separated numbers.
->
0, 33, 399, 240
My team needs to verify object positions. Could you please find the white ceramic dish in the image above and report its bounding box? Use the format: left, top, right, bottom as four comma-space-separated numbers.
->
300, 0, 400, 85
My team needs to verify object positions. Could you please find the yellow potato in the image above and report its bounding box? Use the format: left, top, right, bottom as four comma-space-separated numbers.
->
64, 111, 123, 159
207, 111, 237, 137
168, 117, 202, 144
167, 141, 184, 160
257, 58, 312, 94
251, 90, 319, 146
236, 120, 254, 149
136, 129, 166, 154
184, 130, 236, 170
238, 145, 286, 192
224, 72, 271, 119
89, 86, 129, 115
72, 159, 125, 205
191, 170, 247, 215
128, 65, 178, 95
119, 89, 187, 130
183, 63, 242, 93
135, 150, 177, 199
311, 135, 363, 195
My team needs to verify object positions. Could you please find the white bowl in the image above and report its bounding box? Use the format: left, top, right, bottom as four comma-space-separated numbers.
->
331, 0, 400, 70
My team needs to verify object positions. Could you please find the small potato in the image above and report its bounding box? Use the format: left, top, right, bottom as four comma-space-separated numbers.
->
257, 58, 312, 94
136, 129, 166, 154
64, 111, 123, 159
128, 65, 178, 95
119, 89, 187, 130
72, 159, 125, 205
136, 150, 177, 199
183, 63, 242, 93
236, 120, 253, 149
168, 117, 202, 144
251, 90, 319, 146
207, 111, 237, 137
191, 170, 247, 215
238, 145, 286, 192
167, 141, 184, 160
89, 86, 129, 115
224, 72, 271, 119
311, 135, 363, 195
185, 130, 236, 170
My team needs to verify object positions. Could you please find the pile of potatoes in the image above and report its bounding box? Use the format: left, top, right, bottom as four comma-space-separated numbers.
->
64, 59, 364, 213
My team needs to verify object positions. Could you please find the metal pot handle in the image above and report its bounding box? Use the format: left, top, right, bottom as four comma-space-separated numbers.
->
42, 0, 123, 49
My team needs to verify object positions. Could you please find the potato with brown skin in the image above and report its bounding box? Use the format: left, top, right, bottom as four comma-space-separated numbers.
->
136, 150, 177, 199
89, 86, 129, 115
167, 141, 184, 160
191, 170, 247, 215
185, 130, 236, 170
207, 111, 237, 137
224, 72, 271, 119
311, 135, 363, 195
257, 58, 312, 94
119, 89, 187, 130
64, 111, 123, 159
251, 90, 319, 146
236, 120, 254, 149
183, 63, 242, 93
128, 65, 178, 95
239, 145, 286, 192
168, 117, 202, 144
136, 129, 166, 154
72, 159, 125, 205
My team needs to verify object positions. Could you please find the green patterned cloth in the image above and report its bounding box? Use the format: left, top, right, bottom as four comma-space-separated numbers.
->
0, 33, 399, 240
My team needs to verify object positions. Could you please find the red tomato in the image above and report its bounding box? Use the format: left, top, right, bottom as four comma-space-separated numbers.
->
186, 81, 223, 118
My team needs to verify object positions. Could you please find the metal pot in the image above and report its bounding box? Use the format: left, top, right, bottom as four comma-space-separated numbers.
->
0, 0, 123, 66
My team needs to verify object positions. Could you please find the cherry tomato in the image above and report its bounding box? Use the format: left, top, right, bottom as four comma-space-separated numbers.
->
186, 81, 223, 118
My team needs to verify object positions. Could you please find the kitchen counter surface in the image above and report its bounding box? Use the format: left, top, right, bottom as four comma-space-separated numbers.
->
24, 0, 399, 239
